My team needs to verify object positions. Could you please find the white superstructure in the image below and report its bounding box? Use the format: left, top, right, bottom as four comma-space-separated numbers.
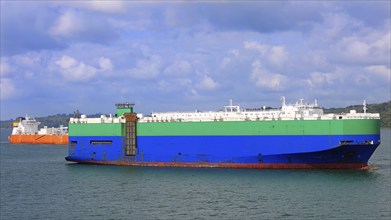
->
69, 97, 380, 124
138, 97, 379, 123
11, 116, 68, 135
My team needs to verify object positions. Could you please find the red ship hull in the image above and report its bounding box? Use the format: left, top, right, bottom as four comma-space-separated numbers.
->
8, 134, 68, 145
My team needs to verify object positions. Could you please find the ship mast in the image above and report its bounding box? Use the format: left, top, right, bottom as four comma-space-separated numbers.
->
281, 96, 286, 107
363, 100, 367, 114
224, 99, 240, 112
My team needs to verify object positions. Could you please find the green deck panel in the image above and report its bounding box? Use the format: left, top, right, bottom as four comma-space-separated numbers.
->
136, 119, 380, 136
69, 118, 380, 137
69, 123, 124, 136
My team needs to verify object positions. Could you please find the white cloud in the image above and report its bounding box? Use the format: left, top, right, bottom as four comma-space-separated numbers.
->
333, 33, 390, 64
179, 78, 198, 96
268, 46, 288, 68
197, 74, 219, 90
244, 41, 268, 54
13, 54, 42, 67
303, 51, 328, 67
312, 13, 390, 65
99, 57, 113, 71
306, 71, 337, 87
220, 49, 240, 69
56, 55, 77, 69
342, 37, 370, 57
373, 31, 390, 50
0, 78, 16, 100
366, 65, 391, 81
164, 60, 192, 76
250, 60, 287, 91
50, 10, 81, 38
128, 55, 162, 80
244, 41, 288, 68
87, 1, 127, 13
229, 49, 240, 57
49, 8, 118, 43
53, 1, 127, 14
220, 57, 231, 69
0, 61, 12, 77
2, 1, 390, 119
55, 55, 97, 81
322, 13, 357, 39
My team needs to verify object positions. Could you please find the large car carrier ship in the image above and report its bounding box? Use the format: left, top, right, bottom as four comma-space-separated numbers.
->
65, 97, 381, 169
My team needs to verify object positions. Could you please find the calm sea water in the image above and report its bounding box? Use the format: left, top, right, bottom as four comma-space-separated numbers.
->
1, 129, 390, 220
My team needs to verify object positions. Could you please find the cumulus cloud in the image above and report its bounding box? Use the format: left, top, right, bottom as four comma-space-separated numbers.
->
197, 75, 219, 90
56, 55, 77, 69
1, 1, 390, 119
99, 57, 113, 71
12, 54, 43, 68
54, 1, 128, 13
268, 46, 288, 68
250, 60, 287, 91
321, 13, 357, 40
1, 1, 63, 55
49, 9, 118, 44
366, 65, 391, 81
55, 55, 97, 81
178, 78, 198, 97
0, 78, 16, 100
244, 41, 289, 68
50, 10, 81, 38
86, 1, 127, 13
127, 55, 162, 80
333, 33, 390, 65
0, 61, 12, 77
310, 12, 390, 66
164, 60, 192, 76
306, 72, 338, 87
244, 41, 268, 54
342, 37, 370, 57
220, 49, 240, 69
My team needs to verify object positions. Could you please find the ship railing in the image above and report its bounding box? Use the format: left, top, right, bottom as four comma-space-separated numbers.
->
69, 117, 125, 124
320, 113, 380, 120
138, 113, 380, 123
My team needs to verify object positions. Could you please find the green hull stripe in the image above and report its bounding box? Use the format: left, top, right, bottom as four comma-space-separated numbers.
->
69, 123, 123, 136
69, 119, 380, 136
136, 119, 380, 136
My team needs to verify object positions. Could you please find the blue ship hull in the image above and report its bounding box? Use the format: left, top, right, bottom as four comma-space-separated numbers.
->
66, 134, 380, 169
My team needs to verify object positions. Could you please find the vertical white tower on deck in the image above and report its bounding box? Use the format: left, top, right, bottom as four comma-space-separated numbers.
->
363, 100, 367, 114
281, 96, 286, 107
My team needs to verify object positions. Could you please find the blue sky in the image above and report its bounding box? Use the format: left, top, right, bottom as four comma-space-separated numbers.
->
1, 1, 390, 120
